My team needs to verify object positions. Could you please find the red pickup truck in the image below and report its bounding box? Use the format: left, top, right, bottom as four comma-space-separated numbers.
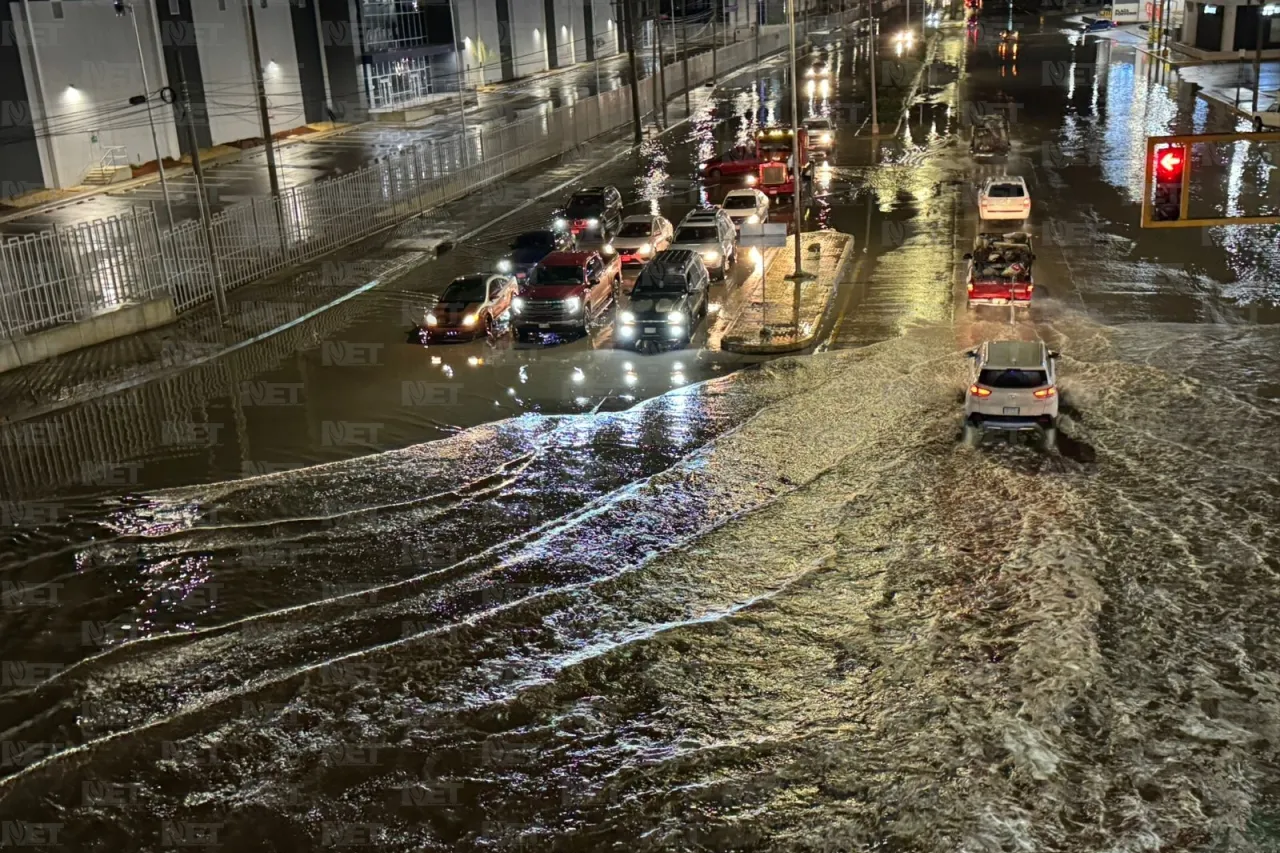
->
512, 251, 621, 341
963, 232, 1035, 307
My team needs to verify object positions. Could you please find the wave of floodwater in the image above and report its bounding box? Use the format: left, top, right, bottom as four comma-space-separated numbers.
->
1, 315, 1278, 852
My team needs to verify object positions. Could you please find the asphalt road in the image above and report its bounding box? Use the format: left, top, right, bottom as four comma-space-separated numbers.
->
3, 13, 1280, 851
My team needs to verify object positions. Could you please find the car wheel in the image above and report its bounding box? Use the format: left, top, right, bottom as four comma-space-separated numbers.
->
579, 303, 592, 336
717, 259, 727, 281
1256, 118, 1265, 133
481, 313, 492, 338
1040, 426, 1058, 452
962, 423, 982, 448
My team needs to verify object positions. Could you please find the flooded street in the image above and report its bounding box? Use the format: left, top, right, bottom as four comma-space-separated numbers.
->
4, 11, 1280, 852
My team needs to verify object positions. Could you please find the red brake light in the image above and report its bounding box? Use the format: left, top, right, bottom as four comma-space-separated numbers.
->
969, 384, 992, 397
1033, 387, 1057, 399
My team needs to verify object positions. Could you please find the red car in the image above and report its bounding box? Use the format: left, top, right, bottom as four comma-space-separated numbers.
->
512, 251, 621, 340
699, 146, 760, 180
964, 232, 1035, 306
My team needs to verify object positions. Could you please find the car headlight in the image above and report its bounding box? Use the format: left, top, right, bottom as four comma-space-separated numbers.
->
553, 218, 568, 230
425, 312, 438, 326
668, 310, 686, 324
497, 259, 512, 273
587, 218, 600, 228
702, 250, 720, 263
511, 297, 525, 314
462, 313, 478, 327
820, 133, 832, 144
620, 310, 636, 323
603, 243, 615, 254
806, 68, 815, 76
746, 175, 757, 186
746, 214, 760, 224
698, 163, 707, 170
638, 242, 653, 255
565, 296, 582, 314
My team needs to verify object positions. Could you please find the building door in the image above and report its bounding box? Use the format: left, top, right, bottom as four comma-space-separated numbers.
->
1235, 3, 1259, 50
1196, 4, 1223, 50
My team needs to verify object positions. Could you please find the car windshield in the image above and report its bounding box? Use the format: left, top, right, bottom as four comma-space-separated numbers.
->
633, 271, 687, 295
723, 195, 757, 209
512, 232, 554, 249
675, 226, 718, 242
978, 368, 1047, 388
987, 183, 1025, 198
617, 222, 652, 238
805, 119, 832, 130
441, 277, 487, 303
566, 195, 605, 217
534, 264, 584, 285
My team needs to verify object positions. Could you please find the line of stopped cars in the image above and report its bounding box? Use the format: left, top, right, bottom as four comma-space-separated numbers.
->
409, 182, 766, 354
962, 100, 1062, 452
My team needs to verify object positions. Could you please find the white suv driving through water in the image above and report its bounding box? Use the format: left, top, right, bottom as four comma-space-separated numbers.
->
978, 176, 1031, 222
963, 340, 1060, 449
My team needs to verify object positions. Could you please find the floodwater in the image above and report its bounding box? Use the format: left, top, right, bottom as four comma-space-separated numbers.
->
3, 10, 1280, 852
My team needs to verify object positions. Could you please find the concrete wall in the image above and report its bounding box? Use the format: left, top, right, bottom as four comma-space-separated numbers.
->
15, 0, 182, 186
192, 0, 307, 144
590, 0, 621, 58
455, 0, 506, 86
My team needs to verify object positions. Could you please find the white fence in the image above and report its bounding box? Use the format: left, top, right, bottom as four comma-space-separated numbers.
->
0, 16, 850, 343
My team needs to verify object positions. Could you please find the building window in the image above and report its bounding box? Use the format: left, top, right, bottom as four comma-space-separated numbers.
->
51, 2, 64, 20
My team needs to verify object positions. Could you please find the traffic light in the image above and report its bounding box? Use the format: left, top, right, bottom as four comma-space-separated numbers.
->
1152, 144, 1186, 222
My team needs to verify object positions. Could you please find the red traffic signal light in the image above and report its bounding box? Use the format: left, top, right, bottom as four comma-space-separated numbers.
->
1155, 146, 1185, 182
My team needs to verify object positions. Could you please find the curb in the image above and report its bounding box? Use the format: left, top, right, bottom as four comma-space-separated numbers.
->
720, 234, 855, 355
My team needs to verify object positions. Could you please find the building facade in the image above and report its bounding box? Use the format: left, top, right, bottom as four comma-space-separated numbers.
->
1178, 0, 1280, 55
0, 0, 627, 197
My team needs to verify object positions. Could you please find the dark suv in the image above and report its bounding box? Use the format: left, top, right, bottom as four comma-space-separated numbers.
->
617, 250, 710, 352
512, 251, 621, 341
555, 186, 623, 239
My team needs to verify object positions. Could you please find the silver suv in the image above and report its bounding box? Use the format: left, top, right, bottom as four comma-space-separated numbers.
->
669, 208, 738, 280
963, 340, 1060, 449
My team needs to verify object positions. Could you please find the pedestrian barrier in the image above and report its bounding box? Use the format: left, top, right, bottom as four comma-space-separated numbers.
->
0, 15, 850, 349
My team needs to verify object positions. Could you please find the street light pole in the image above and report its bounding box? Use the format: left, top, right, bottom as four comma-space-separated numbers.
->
120, 2, 174, 229
449, 0, 471, 164
786, 0, 812, 299
1253, 1, 1274, 114
623, 0, 644, 142
869, 15, 878, 133
243, 0, 281, 200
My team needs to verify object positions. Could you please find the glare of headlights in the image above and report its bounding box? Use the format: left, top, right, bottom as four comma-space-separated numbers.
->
746, 214, 760, 224
668, 310, 686, 324
746, 175, 758, 186
587, 218, 600, 227
462, 313, 478, 327
672, 372, 686, 384
619, 325, 634, 337
638, 242, 652, 255
511, 297, 525, 314
554, 218, 568, 229
806, 80, 816, 94
603, 243, 615, 254
749, 247, 762, 264
565, 296, 582, 314
571, 369, 585, 384
819, 80, 830, 96
673, 361, 684, 370
806, 68, 815, 76
425, 312, 438, 326
620, 310, 636, 323
467, 356, 480, 366
624, 371, 638, 386
820, 133, 832, 144
623, 361, 634, 371
698, 163, 707, 170
497, 259, 512, 273
702, 250, 720, 263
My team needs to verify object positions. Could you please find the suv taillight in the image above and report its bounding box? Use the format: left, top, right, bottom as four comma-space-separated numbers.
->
969, 384, 992, 397
1033, 387, 1057, 399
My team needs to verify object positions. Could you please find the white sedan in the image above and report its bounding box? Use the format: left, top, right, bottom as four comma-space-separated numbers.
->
721, 188, 770, 229
978, 176, 1031, 221
1252, 100, 1280, 131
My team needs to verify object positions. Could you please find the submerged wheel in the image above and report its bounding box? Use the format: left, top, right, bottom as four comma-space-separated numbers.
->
1040, 426, 1058, 452
962, 423, 982, 448
1255, 118, 1265, 133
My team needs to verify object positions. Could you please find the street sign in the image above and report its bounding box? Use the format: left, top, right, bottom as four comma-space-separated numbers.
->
738, 222, 787, 247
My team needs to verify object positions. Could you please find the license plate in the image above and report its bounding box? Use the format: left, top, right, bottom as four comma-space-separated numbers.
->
644, 326, 657, 334
1003, 407, 1020, 415
539, 324, 551, 330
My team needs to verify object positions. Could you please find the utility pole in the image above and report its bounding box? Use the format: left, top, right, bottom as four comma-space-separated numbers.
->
681, 0, 691, 110
118, 1, 174, 230
244, 0, 281, 201
1253, 0, 1270, 114
449, 0, 471, 162
623, 0, 644, 142
869, 15, 878, 133
655, 0, 668, 123
713, 0, 720, 80
177, 59, 227, 325
785, 0, 812, 305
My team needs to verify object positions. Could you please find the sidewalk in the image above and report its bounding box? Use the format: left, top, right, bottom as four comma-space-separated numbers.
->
718, 231, 854, 354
